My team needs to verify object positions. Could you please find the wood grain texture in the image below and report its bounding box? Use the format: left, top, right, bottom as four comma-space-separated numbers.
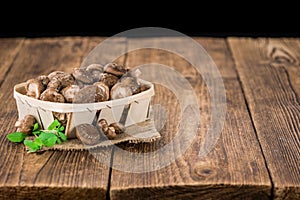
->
228, 38, 300, 200
0, 38, 24, 87
1, 37, 299, 199
0, 37, 120, 199
0, 186, 106, 200
268, 38, 300, 98
109, 37, 271, 199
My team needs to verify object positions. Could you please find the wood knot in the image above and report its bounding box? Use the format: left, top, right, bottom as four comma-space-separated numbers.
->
193, 165, 217, 179
72, 41, 83, 49
269, 47, 297, 65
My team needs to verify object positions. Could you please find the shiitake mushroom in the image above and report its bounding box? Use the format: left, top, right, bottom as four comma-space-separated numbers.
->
75, 123, 101, 145
61, 85, 80, 103
25, 79, 44, 99
23, 63, 149, 103
40, 88, 65, 103
15, 115, 37, 135
104, 63, 128, 77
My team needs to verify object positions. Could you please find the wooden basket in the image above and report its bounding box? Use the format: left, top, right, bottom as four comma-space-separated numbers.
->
13, 80, 154, 138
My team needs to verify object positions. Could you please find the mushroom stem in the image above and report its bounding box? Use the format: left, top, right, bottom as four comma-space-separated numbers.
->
25, 79, 44, 99
15, 115, 37, 135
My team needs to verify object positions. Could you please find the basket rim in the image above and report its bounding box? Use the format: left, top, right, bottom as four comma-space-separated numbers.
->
14, 79, 154, 113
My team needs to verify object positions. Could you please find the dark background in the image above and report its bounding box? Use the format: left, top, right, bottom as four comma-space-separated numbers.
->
2, 22, 299, 38
1, 3, 299, 38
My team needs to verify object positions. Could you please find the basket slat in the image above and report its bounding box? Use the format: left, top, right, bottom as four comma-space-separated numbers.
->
37, 109, 55, 130
98, 104, 125, 125
15, 98, 42, 126
66, 111, 97, 138
125, 98, 151, 126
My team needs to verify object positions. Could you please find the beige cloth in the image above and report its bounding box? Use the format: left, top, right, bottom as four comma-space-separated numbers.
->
38, 119, 160, 151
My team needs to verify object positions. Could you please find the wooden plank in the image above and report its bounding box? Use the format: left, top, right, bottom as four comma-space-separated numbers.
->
268, 38, 300, 98
228, 37, 300, 199
109, 37, 271, 199
6, 150, 111, 199
0, 38, 24, 87
0, 186, 107, 199
0, 37, 125, 199
194, 37, 238, 79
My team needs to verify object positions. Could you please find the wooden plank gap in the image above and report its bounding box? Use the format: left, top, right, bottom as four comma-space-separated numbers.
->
106, 147, 115, 200
228, 37, 300, 199
225, 38, 276, 200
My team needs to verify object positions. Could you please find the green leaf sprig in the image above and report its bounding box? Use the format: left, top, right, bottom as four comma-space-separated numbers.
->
7, 119, 67, 153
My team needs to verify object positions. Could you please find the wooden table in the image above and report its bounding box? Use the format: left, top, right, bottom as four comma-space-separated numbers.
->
0, 37, 299, 200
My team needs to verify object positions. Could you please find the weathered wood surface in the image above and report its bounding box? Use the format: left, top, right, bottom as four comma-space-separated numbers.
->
228, 38, 300, 200
0, 38, 24, 86
267, 38, 300, 98
0, 37, 118, 199
0, 37, 299, 199
109, 38, 271, 199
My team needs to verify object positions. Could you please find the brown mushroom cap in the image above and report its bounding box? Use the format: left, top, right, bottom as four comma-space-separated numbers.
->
37, 75, 50, 89
47, 78, 62, 91
75, 123, 101, 145
40, 88, 65, 103
47, 71, 75, 91
61, 85, 80, 103
86, 64, 104, 81
98, 73, 119, 88
109, 122, 125, 134
104, 62, 128, 77
86, 64, 104, 72
53, 112, 68, 127
97, 118, 108, 128
93, 82, 110, 102
25, 79, 44, 99
48, 71, 65, 80
110, 82, 133, 100
73, 85, 100, 103
73, 80, 86, 89
119, 76, 141, 94
97, 119, 117, 140
59, 73, 75, 88
15, 115, 37, 135
105, 126, 117, 139
72, 68, 94, 84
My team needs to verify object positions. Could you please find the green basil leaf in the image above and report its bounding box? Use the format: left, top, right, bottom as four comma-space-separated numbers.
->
24, 140, 40, 152
7, 132, 28, 143
32, 130, 41, 136
34, 137, 43, 147
33, 123, 39, 131
28, 149, 38, 153
48, 119, 61, 130
56, 137, 62, 144
39, 132, 57, 147
59, 126, 65, 132
58, 132, 67, 142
